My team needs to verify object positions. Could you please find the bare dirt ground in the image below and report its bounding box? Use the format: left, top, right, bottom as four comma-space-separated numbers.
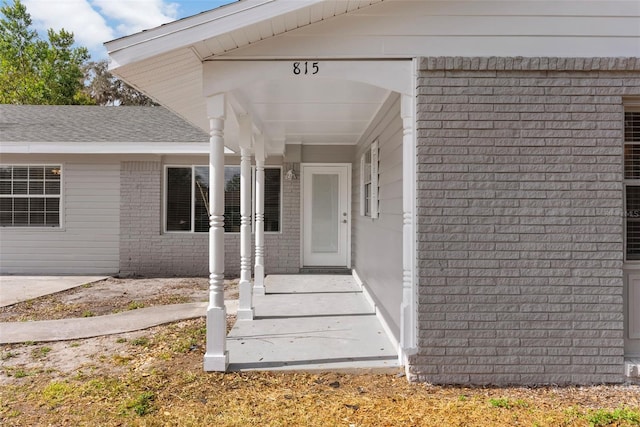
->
0, 277, 238, 385
1, 277, 640, 426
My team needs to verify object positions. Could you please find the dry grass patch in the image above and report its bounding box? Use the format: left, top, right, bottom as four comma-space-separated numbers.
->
2, 318, 639, 427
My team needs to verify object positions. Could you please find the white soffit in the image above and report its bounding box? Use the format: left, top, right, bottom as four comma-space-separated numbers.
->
229, 77, 391, 145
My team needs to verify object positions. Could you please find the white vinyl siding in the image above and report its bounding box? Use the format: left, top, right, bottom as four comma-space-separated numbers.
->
224, 1, 639, 59
0, 162, 120, 274
352, 94, 403, 340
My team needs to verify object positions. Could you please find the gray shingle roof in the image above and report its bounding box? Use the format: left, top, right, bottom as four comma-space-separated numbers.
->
0, 105, 210, 143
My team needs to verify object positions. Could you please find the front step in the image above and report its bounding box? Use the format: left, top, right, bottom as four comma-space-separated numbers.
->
299, 267, 352, 275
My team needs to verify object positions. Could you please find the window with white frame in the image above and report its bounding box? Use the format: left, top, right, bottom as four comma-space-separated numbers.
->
360, 141, 379, 218
625, 108, 640, 260
0, 165, 61, 227
262, 168, 282, 232
165, 165, 281, 233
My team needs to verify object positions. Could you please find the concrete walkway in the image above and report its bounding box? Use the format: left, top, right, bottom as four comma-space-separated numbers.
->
0, 276, 109, 307
227, 274, 400, 372
0, 276, 237, 344
1, 302, 208, 343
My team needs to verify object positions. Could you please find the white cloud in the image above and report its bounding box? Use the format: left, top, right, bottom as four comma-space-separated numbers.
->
23, 0, 115, 53
91, 0, 179, 35
21, 0, 180, 59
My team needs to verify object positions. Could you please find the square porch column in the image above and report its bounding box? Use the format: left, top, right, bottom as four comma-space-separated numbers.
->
204, 94, 228, 371
400, 93, 417, 363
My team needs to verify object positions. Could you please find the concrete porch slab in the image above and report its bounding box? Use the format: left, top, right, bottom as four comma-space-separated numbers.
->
264, 274, 361, 294
254, 292, 373, 318
226, 274, 400, 373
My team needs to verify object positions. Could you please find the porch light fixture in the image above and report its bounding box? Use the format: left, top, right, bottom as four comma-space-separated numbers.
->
284, 164, 297, 181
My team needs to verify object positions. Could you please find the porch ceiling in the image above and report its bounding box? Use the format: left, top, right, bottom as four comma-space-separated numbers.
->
230, 78, 389, 149
105, 0, 388, 156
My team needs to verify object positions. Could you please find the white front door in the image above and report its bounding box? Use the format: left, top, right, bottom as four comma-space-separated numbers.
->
302, 164, 351, 267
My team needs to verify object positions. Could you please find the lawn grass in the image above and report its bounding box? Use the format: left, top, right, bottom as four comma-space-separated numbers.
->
3, 370, 639, 426
1, 319, 639, 427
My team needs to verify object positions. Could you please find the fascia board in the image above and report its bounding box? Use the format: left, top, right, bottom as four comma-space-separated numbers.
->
106, 0, 324, 68
0, 142, 235, 155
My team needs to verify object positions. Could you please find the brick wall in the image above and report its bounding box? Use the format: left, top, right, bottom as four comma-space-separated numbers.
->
120, 161, 300, 277
411, 57, 640, 384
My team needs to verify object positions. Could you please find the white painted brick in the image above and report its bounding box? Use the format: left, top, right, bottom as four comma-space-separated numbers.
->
414, 57, 632, 385
120, 161, 301, 277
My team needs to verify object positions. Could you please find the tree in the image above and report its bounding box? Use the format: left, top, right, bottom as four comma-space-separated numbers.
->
0, 0, 91, 104
82, 59, 156, 106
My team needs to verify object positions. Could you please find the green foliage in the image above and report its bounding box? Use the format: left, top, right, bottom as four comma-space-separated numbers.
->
126, 301, 145, 310
126, 391, 156, 416
130, 337, 149, 347
42, 381, 73, 407
587, 407, 640, 426
12, 368, 27, 378
0, 351, 16, 360
82, 59, 157, 106
489, 397, 528, 409
0, 0, 91, 104
31, 346, 51, 359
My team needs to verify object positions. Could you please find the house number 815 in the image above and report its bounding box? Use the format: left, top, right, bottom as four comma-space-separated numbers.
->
293, 61, 319, 75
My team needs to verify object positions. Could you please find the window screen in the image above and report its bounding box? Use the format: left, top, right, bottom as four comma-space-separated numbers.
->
626, 112, 640, 143
166, 166, 281, 233
363, 150, 372, 217
166, 167, 192, 231
264, 168, 281, 232
625, 111, 640, 260
0, 165, 61, 227
194, 166, 210, 232
627, 186, 640, 260
224, 167, 241, 232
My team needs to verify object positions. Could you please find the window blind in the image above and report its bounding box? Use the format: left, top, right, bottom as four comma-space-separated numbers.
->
625, 110, 640, 260
0, 165, 61, 227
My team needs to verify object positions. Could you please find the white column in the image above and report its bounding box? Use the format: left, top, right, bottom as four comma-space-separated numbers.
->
237, 116, 254, 320
253, 136, 266, 295
204, 94, 228, 372
400, 93, 417, 363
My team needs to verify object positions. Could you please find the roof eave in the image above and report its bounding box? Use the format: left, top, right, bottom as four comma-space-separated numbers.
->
0, 142, 235, 155
105, 0, 324, 69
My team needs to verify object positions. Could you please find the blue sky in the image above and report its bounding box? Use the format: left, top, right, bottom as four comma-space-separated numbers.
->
22, 0, 236, 60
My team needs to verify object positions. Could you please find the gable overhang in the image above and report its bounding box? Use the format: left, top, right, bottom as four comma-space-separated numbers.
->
105, 0, 391, 156
107, 0, 342, 68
